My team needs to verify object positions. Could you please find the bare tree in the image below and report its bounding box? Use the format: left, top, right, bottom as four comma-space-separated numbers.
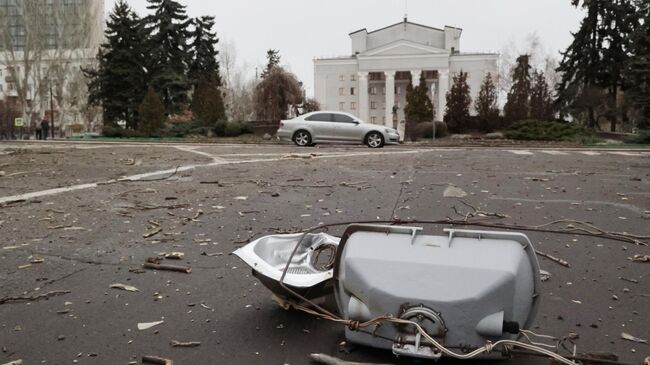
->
0, 0, 102, 136
220, 39, 256, 121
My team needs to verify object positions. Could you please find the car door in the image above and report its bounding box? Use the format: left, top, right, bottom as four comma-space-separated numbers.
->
305, 113, 336, 141
332, 113, 364, 142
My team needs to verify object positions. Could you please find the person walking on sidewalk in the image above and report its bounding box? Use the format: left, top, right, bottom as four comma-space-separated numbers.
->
35, 120, 42, 140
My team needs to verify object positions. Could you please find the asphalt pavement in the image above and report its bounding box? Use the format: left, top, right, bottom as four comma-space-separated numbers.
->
0, 141, 648, 365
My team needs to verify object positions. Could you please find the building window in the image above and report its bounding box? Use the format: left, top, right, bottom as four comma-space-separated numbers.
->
339, 102, 345, 110
350, 75, 356, 81
8, 83, 15, 91
382, 116, 386, 124
369, 87, 377, 95
0, 85, 3, 92
350, 87, 355, 95
350, 102, 357, 110
339, 75, 345, 82
370, 101, 377, 110
371, 116, 377, 124
424, 70, 437, 79
395, 86, 401, 95
339, 87, 346, 96
382, 87, 386, 95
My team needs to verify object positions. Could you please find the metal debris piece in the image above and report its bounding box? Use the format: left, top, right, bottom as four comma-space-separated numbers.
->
110, 283, 139, 292
143, 226, 163, 239
540, 270, 552, 282
621, 332, 647, 343
159, 252, 184, 260
138, 321, 164, 331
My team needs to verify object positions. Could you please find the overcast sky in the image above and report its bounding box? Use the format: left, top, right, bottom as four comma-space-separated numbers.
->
105, 0, 584, 96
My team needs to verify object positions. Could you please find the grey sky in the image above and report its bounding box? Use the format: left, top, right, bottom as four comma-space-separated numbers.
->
106, 1, 584, 96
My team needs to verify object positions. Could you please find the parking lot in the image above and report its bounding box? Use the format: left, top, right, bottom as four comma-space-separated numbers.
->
0, 141, 648, 364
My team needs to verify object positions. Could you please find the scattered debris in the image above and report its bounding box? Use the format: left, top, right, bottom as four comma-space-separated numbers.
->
443, 186, 467, 198
0, 290, 70, 305
452, 200, 508, 221
170, 340, 201, 348
143, 226, 163, 239
1, 360, 23, 365
540, 270, 552, 282
201, 251, 223, 257
144, 257, 191, 273
110, 283, 139, 292
628, 254, 649, 263
233, 196, 248, 201
536, 250, 571, 268
138, 321, 164, 331
310, 353, 393, 365
142, 355, 173, 365
621, 332, 647, 344
158, 252, 184, 260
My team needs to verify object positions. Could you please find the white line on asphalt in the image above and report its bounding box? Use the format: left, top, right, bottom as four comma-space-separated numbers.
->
577, 151, 601, 156
0, 149, 425, 205
507, 150, 534, 155
540, 150, 569, 156
173, 146, 228, 162
607, 151, 646, 157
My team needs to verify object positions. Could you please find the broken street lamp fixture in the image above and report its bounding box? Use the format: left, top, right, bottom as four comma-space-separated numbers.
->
235, 224, 546, 361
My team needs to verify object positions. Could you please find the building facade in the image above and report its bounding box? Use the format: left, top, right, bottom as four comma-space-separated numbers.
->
314, 18, 498, 137
0, 0, 105, 136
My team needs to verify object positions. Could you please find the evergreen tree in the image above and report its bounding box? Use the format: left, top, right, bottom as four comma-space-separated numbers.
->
556, 0, 638, 130
188, 16, 221, 87
626, 0, 650, 129
530, 71, 555, 120
254, 66, 303, 121
505, 55, 532, 122
404, 74, 434, 141
261, 49, 281, 78
145, 0, 191, 113
444, 71, 472, 133
84, 1, 147, 130
474, 72, 500, 132
191, 73, 226, 126
139, 86, 166, 135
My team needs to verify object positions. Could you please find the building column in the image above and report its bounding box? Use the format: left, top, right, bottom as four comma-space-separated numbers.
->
410, 69, 422, 86
437, 69, 449, 122
384, 70, 395, 127
358, 71, 369, 122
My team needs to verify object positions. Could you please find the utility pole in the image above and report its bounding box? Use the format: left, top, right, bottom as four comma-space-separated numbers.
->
50, 83, 54, 139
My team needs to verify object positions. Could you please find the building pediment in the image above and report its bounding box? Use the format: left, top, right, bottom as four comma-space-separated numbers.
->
361, 40, 448, 57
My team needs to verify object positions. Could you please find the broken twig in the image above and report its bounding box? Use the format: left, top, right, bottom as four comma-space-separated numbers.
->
535, 250, 571, 268
0, 290, 70, 305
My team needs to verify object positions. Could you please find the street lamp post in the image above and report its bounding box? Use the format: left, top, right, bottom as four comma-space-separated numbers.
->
49, 83, 54, 139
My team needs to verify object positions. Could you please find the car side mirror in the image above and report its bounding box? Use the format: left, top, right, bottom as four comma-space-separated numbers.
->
353, 120, 360, 125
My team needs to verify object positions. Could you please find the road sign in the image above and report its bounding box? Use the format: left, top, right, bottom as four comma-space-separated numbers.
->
14, 117, 24, 127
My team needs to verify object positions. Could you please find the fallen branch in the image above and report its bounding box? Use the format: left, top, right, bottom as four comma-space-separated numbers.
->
535, 250, 571, 268
309, 354, 393, 365
144, 258, 191, 273
170, 340, 201, 348
453, 200, 509, 221
0, 290, 70, 305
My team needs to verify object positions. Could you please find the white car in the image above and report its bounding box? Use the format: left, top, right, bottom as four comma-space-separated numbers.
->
276, 111, 400, 148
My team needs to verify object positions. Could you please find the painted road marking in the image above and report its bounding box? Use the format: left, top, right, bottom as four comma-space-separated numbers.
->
608, 151, 645, 157
507, 150, 534, 155
578, 151, 601, 156
0, 149, 426, 205
540, 150, 569, 156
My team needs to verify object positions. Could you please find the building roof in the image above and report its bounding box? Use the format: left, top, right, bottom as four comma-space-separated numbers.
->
349, 18, 462, 36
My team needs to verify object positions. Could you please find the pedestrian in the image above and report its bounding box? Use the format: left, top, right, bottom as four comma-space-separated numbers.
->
41, 119, 50, 140
35, 120, 42, 140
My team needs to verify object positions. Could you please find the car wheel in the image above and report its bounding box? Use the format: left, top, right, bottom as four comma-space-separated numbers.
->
365, 132, 384, 148
293, 130, 312, 147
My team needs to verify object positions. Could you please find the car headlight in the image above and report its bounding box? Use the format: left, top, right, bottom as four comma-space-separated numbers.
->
385, 128, 395, 133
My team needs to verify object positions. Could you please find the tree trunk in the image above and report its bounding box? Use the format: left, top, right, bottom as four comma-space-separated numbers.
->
588, 107, 597, 129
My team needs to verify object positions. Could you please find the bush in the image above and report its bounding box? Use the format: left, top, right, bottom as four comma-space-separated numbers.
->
221, 121, 253, 137
505, 120, 597, 143
418, 121, 449, 139
157, 121, 210, 138
102, 125, 144, 138
626, 130, 650, 144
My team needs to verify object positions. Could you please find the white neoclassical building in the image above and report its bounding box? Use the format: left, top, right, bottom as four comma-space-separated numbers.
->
314, 18, 498, 136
